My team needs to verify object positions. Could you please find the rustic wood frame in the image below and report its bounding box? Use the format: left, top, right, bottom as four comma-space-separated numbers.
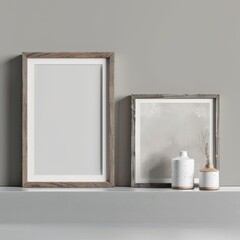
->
131, 94, 220, 188
22, 52, 115, 188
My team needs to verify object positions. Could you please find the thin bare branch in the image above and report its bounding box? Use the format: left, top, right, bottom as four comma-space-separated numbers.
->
200, 129, 210, 165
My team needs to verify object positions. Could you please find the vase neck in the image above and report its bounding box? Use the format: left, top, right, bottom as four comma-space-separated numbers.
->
179, 151, 188, 158
205, 163, 214, 168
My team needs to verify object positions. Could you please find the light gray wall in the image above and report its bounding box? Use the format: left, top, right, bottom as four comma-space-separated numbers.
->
0, 0, 239, 186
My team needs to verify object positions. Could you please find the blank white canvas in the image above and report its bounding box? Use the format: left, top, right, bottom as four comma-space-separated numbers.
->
27, 58, 107, 182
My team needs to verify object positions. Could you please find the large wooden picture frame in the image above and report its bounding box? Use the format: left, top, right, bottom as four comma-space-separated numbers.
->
131, 94, 219, 187
22, 52, 114, 187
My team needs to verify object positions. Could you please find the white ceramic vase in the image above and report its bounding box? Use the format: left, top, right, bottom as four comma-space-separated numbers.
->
171, 151, 194, 189
199, 164, 219, 190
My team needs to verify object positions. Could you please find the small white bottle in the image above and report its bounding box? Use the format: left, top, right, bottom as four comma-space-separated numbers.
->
199, 164, 219, 190
171, 151, 194, 189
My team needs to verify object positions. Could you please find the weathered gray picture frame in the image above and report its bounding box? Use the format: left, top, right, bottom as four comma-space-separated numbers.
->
131, 94, 219, 188
22, 52, 115, 188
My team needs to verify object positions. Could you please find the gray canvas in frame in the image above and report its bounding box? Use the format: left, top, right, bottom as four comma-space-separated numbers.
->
22, 52, 115, 188
131, 94, 219, 188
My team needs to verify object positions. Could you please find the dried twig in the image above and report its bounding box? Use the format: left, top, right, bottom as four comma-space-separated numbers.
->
200, 129, 210, 166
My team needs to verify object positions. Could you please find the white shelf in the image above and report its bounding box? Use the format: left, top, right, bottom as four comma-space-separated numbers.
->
0, 186, 239, 225
0, 186, 239, 192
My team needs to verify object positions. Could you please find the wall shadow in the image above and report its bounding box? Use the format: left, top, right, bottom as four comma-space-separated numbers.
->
116, 96, 131, 186
7, 56, 22, 186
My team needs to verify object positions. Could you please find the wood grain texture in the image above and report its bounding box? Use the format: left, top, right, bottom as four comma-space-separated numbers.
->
131, 94, 219, 100
22, 52, 115, 188
131, 96, 136, 187
23, 182, 113, 188
108, 54, 115, 186
131, 94, 220, 188
200, 164, 219, 172
22, 53, 28, 187
23, 52, 113, 58
172, 186, 194, 190
215, 95, 220, 170
199, 187, 220, 191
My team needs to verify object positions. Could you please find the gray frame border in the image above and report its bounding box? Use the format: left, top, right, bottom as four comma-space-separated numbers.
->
131, 94, 220, 188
